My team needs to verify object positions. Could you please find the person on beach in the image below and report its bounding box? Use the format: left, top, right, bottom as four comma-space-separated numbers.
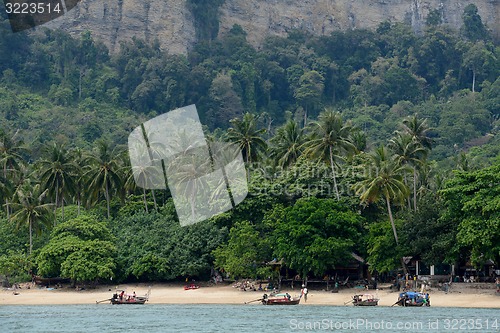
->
301, 284, 308, 302
496, 277, 500, 292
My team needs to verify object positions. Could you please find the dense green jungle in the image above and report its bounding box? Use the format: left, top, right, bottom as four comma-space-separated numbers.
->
0, 2, 498, 286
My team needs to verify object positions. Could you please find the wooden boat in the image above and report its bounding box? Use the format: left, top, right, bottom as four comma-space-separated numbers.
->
394, 291, 430, 307
261, 293, 301, 305
32, 275, 70, 286
105, 289, 150, 305
352, 294, 379, 306
111, 295, 148, 304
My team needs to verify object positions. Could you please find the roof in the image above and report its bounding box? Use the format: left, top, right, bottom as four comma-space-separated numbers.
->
350, 253, 365, 263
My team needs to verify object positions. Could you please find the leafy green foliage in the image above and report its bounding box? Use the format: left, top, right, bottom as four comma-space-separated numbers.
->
213, 220, 271, 279
266, 198, 363, 276
0, 250, 32, 284
366, 219, 403, 273
36, 215, 116, 282
440, 161, 500, 266
111, 203, 227, 281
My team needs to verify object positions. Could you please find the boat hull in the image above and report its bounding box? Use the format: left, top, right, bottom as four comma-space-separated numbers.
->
111, 298, 147, 305
353, 300, 378, 306
352, 294, 379, 306
262, 298, 301, 305
261, 293, 301, 305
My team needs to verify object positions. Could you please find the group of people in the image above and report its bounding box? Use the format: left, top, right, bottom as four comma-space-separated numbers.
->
113, 290, 137, 301
393, 274, 417, 291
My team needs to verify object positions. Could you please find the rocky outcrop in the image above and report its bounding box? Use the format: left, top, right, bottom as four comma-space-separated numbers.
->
219, 0, 499, 46
44, 0, 498, 54
44, 0, 196, 54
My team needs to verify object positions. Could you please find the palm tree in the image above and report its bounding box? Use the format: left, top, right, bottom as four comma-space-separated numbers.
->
10, 181, 53, 255
37, 143, 78, 223
167, 150, 213, 224
226, 113, 267, 165
84, 141, 122, 219
401, 115, 433, 211
123, 156, 163, 213
402, 115, 433, 150
70, 147, 86, 216
0, 129, 28, 219
354, 146, 410, 273
389, 132, 427, 210
302, 109, 356, 200
269, 120, 305, 168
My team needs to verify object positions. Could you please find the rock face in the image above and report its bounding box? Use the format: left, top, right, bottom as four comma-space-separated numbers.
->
45, 0, 499, 54
44, 0, 196, 54
219, 0, 499, 46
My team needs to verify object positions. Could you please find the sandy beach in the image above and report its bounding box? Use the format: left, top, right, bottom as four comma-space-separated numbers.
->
1, 282, 499, 308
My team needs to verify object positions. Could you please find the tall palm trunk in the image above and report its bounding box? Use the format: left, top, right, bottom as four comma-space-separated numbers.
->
29, 219, 33, 255
143, 188, 149, 213
472, 69, 476, 93
54, 183, 59, 226
386, 195, 398, 245
329, 146, 340, 200
151, 189, 158, 211
386, 195, 408, 275
105, 181, 110, 219
413, 165, 418, 212
61, 194, 65, 221
404, 174, 411, 210
4, 166, 10, 220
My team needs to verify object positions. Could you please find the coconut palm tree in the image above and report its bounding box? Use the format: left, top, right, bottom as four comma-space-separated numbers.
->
167, 150, 213, 224
269, 120, 305, 168
38, 143, 78, 223
354, 146, 410, 243
84, 141, 122, 219
353, 146, 410, 273
302, 109, 356, 200
401, 115, 433, 210
10, 181, 53, 255
70, 147, 86, 216
389, 132, 427, 210
402, 115, 433, 150
226, 113, 267, 165
0, 129, 28, 219
123, 157, 163, 213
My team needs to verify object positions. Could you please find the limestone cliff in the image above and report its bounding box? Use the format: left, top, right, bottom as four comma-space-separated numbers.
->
219, 0, 499, 46
44, 0, 499, 54
44, 0, 196, 54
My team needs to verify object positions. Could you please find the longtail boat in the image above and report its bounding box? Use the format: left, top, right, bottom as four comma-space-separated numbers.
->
394, 291, 430, 307
352, 294, 379, 306
97, 288, 151, 305
261, 293, 301, 305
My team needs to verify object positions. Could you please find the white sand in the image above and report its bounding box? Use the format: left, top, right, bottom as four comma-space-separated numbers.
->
1, 283, 499, 308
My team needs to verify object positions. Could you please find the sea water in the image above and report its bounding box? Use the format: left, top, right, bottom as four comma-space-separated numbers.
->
1, 304, 499, 333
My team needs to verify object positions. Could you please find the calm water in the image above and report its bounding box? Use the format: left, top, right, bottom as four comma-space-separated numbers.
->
1, 304, 499, 333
